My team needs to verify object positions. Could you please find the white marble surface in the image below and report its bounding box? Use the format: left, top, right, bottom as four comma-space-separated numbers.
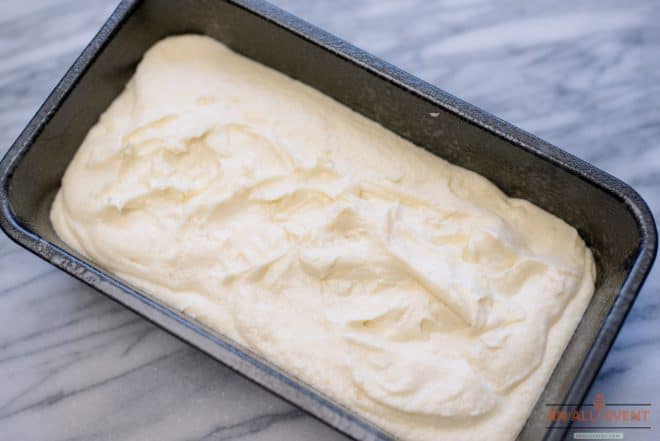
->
1, 0, 658, 440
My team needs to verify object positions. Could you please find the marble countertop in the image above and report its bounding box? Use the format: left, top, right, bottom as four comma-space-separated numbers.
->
1, 0, 658, 440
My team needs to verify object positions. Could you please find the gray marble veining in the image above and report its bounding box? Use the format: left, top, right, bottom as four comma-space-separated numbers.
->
1, 0, 658, 440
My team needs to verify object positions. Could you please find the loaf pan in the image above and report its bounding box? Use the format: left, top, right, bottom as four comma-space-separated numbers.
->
0, 1, 656, 440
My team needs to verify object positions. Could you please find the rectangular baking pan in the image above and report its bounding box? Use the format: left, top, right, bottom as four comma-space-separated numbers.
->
0, 1, 656, 440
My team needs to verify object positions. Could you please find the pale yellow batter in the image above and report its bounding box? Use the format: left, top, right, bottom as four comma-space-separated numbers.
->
51, 35, 596, 441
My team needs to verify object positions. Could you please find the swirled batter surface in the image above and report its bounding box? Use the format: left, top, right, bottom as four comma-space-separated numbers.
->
51, 35, 596, 441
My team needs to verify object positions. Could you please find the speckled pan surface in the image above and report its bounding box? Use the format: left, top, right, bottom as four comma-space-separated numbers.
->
0, 1, 656, 441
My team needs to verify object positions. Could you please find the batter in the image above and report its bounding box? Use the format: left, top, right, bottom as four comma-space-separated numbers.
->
51, 35, 596, 441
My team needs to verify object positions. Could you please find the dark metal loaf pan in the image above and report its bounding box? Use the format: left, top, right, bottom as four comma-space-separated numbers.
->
0, 1, 656, 440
